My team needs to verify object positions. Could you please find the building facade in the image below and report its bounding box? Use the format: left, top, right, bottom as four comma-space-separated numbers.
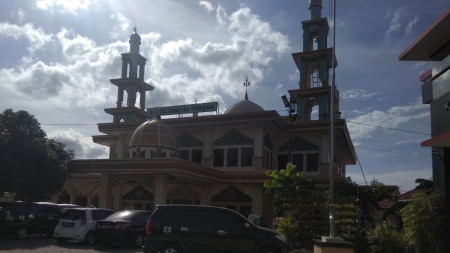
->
399, 7, 450, 253
59, 0, 356, 226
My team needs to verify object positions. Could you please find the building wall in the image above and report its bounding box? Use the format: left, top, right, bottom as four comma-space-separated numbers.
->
429, 54, 450, 201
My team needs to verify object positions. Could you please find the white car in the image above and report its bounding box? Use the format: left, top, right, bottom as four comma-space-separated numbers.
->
53, 208, 115, 244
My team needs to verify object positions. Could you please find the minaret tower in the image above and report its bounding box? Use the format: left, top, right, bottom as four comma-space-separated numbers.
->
104, 28, 154, 123
290, 0, 340, 122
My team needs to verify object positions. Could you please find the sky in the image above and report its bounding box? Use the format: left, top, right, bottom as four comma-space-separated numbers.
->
1, 0, 449, 193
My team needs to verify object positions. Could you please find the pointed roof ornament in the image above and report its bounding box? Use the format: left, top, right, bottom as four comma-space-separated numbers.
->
225, 77, 264, 114
243, 77, 250, 100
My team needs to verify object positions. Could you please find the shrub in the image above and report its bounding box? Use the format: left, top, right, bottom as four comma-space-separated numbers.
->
369, 222, 406, 253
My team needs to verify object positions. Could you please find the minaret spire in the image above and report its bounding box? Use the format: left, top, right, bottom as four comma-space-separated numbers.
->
291, 0, 340, 123
129, 27, 141, 54
243, 77, 250, 100
309, 0, 322, 20
105, 30, 154, 123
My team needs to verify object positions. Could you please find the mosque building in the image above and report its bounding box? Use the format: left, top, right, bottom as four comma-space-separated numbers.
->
58, 0, 356, 225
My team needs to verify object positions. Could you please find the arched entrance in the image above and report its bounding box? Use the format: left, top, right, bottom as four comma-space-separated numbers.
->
121, 186, 154, 210
167, 185, 201, 205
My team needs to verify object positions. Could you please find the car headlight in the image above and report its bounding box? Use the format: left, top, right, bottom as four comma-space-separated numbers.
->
275, 234, 288, 244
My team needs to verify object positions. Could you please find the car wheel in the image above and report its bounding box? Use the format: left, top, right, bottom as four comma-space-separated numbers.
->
84, 231, 95, 245
132, 234, 144, 248
15, 227, 28, 239
57, 237, 68, 243
160, 244, 183, 253
258, 247, 281, 253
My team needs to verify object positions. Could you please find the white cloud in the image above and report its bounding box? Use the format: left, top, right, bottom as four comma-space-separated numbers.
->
109, 12, 132, 39
347, 99, 429, 139
288, 69, 299, 81
0, 23, 53, 53
227, 8, 289, 54
145, 6, 290, 100
57, 28, 97, 61
384, 8, 392, 19
405, 15, 419, 35
216, 5, 228, 26
412, 62, 427, 69
385, 5, 407, 40
16, 8, 25, 23
199, 1, 214, 12
48, 128, 108, 159
341, 89, 377, 101
36, 0, 98, 14
0, 28, 130, 111
336, 18, 346, 27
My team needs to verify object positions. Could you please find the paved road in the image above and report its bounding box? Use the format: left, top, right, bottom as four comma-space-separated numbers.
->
0, 235, 143, 253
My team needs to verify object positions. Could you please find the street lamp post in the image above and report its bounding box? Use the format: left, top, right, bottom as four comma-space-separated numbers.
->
281, 95, 297, 163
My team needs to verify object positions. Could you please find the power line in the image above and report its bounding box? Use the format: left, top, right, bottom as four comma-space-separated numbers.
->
354, 137, 425, 149
347, 120, 429, 136
357, 146, 429, 156
354, 151, 368, 186
285, 110, 430, 136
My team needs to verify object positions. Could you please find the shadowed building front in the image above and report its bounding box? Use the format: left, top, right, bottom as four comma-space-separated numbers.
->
58, 2, 356, 229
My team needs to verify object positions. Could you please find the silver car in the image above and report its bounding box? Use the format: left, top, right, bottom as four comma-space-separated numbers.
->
53, 208, 114, 244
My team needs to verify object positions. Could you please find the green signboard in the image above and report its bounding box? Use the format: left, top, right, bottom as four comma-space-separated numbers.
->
147, 102, 219, 116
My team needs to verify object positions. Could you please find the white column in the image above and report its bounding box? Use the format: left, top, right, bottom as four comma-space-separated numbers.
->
154, 174, 167, 208
252, 185, 263, 215
99, 175, 109, 208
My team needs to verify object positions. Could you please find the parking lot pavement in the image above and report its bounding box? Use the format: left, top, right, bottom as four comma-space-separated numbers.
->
0, 235, 143, 253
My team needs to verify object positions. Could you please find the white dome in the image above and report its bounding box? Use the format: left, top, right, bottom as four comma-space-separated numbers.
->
224, 99, 265, 114
129, 119, 176, 148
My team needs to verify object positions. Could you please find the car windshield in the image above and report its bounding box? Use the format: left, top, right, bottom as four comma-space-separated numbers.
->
103, 211, 137, 221
61, 209, 84, 220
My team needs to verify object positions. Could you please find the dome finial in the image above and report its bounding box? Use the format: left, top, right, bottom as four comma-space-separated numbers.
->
243, 77, 250, 100
133, 26, 137, 33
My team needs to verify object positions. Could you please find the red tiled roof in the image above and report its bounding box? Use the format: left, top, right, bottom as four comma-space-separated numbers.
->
397, 188, 425, 202
378, 188, 426, 209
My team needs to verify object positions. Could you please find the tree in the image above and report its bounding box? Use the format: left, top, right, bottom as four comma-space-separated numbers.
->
368, 222, 406, 253
0, 109, 74, 201
414, 178, 433, 191
355, 179, 395, 226
264, 164, 366, 251
400, 191, 446, 253
264, 163, 315, 211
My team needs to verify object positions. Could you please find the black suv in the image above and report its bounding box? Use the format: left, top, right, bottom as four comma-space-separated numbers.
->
143, 205, 289, 253
0, 202, 64, 239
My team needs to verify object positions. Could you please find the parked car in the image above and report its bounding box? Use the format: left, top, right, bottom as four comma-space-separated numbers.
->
0, 201, 64, 239
143, 205, 289, 253
53, 207, 115, 244
0, 202, 11, 238
93, 210, 152, 248
34, 202, 83, 213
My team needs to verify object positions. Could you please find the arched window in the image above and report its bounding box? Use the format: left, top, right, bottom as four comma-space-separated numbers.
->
213, 130, 254, 168
176, 132, 203, 164
277, 136, 319, 173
